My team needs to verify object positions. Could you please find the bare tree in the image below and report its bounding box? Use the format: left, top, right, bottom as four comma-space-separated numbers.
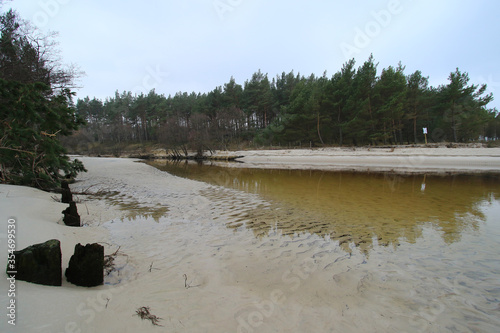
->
0, 9, 84, 91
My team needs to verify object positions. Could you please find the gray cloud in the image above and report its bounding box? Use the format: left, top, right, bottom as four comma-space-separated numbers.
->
8, 0, 499, 109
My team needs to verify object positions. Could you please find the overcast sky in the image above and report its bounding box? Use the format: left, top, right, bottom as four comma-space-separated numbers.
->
6, 0, 500, 110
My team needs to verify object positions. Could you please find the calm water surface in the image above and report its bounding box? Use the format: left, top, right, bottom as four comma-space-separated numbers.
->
148, 160, 500, 252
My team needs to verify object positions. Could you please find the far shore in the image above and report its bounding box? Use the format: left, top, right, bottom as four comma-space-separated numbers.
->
118, 145, 500, 174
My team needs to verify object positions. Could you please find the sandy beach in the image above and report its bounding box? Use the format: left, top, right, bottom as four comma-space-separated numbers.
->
223, 146, 500, 173
1, 148, 500, 332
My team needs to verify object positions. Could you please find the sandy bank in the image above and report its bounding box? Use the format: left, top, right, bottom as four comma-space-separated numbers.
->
1, 156, 500, 332
212, 147, 500, 173
0, 184, 113, 332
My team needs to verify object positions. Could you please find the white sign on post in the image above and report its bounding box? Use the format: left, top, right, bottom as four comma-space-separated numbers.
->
423, 127, 428, 134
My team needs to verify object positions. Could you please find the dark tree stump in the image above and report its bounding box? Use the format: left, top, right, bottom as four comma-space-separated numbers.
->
61, 180, 73, 203
62, 201, 80, 227
65, 243, 104, 287
7, 239, 62, 286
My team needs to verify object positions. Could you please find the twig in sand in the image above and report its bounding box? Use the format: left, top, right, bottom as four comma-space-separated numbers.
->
149, 261, 160, 272
103, 246, 128, 276
71, 184, 96, 196
182, 273, 201, 289
135, 306, 163, 326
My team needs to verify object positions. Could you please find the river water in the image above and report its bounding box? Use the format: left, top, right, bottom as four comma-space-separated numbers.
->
147, 161, 500, 250
145, 160, 500, 332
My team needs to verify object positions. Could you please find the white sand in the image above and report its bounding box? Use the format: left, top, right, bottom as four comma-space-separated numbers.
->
1, 151, 500, 332
222, 147, 500, 173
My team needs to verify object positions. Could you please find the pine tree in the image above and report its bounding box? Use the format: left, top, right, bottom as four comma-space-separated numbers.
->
438, 69, 493, 142
0, 79, 86, 188
0, 8, 86, 189
348, 54, 378, 145
373, 63, 407, 144
406, 70, 430, 143
331, 59, 356, 145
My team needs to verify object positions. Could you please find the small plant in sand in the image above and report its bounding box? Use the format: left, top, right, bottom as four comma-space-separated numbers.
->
135, 306, 163, 326
103, 246, 128, 276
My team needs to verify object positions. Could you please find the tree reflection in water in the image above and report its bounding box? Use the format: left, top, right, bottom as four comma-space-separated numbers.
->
148, 160, 500, 254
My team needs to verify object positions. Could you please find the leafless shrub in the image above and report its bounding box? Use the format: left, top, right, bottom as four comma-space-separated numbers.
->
103, 246, 128, 276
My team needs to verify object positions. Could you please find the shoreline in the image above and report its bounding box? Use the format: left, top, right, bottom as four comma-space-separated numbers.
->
160, 146, 500, 174
1, 154, 500, 332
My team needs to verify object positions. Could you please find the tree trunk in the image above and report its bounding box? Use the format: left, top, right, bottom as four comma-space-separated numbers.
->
413, 116, 417, 144
368, 97, 375, 133
383, 123, 387, 145
452, 101, 458, 142
317, 112, 324, 145
398, 119, 404, 145
338, 106, 343, 146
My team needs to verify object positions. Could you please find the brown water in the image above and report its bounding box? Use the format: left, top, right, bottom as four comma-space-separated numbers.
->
147, 160, 500, 253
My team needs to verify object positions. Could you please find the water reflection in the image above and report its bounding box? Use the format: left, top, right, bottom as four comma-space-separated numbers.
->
147, 160, 500, 253
90, 190, 169, 222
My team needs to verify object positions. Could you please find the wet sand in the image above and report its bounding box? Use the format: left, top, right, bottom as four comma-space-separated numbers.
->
1, 151, 500, 332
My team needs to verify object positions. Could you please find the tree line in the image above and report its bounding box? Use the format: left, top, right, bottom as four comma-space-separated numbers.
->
73, 55, 498, 153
